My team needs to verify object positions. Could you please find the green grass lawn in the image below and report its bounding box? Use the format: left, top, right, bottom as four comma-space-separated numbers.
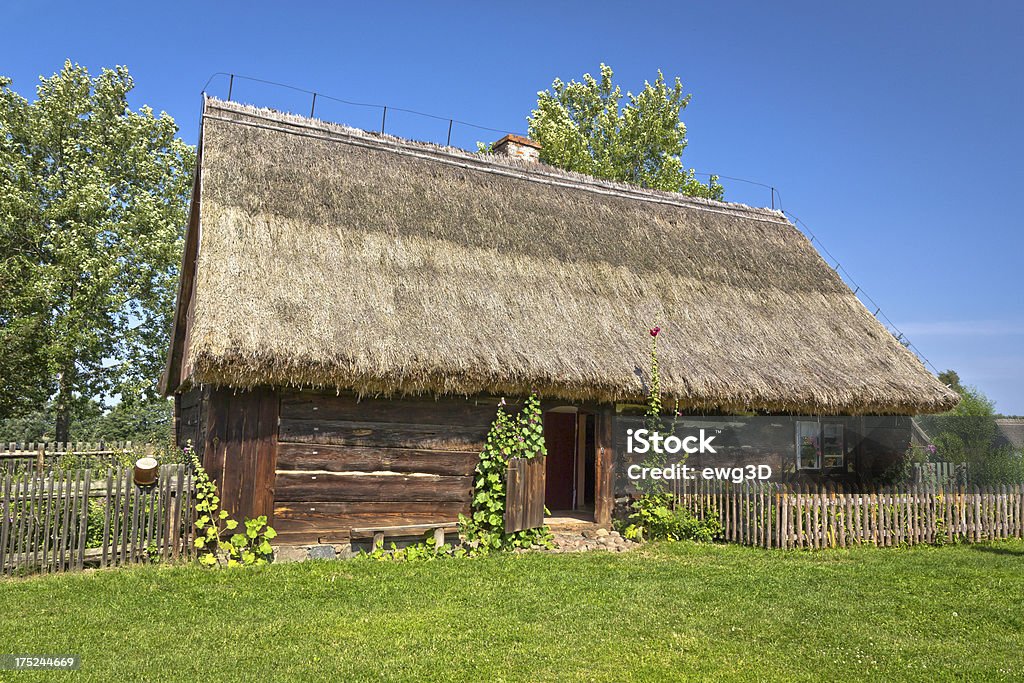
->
1, 541, 1022, 682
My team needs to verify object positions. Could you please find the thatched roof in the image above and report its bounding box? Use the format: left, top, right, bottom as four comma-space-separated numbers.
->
996, 419, 1024, 450
161, 97, 957, 415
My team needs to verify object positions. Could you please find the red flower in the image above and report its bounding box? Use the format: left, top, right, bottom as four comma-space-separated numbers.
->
649, 326, 661, 338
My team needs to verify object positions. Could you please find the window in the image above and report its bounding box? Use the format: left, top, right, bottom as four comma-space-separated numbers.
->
822, 423, 844, 469
796, 421, 845, 470
796, 421, 820, 469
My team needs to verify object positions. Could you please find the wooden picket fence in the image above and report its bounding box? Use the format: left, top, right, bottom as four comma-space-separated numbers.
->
912, 461, 966, 485
0, 465, 196, 576
673, 480, 1024, 549
0, 442, 159, 475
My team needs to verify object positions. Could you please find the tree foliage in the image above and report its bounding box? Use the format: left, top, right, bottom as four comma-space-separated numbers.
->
0, 62, 195, 437
917, 378, 1024, 484
0, 395, 173, 445
938, 369, 964, 394
527, 64, 723, 200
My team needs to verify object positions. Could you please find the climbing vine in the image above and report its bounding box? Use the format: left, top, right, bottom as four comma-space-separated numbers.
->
639, 326, 679, 495
187, 443, 277, 567
460, 394, 554, 552
622, 327, 722, 541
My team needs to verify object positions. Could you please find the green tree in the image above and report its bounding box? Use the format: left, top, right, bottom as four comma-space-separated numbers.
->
919, 379, 1001, 477
0, 62, 195, 439
938, 369, 964, 394
527, 64, 723, 200
81, 396, 174, 445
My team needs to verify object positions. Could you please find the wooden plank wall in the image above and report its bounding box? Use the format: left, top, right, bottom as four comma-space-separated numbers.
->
202, 388, 279, 524
273, 392, 500, 544
176, 386, 208, 458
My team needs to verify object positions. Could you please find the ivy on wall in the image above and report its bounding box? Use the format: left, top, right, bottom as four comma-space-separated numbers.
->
188, 443, 277, 567
462, 393, 553, 551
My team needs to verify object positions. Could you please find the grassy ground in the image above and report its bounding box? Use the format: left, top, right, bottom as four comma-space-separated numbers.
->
1, 541, 1022, 682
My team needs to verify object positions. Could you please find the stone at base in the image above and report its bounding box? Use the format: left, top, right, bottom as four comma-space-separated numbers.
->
273, 546, 309, 563
307, 545, 337, 561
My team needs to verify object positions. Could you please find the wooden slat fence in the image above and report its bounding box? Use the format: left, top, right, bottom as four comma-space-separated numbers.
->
912, 461, 966, 485
673, 479, 1024, 549
1, 442, 159, 475
0, 465, 195, 576
504, 456, 546, 533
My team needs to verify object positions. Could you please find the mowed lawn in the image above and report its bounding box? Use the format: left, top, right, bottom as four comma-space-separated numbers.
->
1, 541, 1022, 682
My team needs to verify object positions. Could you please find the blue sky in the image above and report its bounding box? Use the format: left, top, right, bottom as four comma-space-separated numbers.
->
3, 1, 1022, 414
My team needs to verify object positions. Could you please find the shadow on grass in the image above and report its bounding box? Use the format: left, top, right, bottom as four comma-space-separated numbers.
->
970, 544, 1024, 557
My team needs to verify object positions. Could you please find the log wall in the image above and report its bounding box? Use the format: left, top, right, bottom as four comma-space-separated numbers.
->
175, 386, 209, 459
272, 392, 501, 544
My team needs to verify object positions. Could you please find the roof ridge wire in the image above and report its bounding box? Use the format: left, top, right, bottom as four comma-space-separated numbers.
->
199, 77, 945, 378
202, 106, 789, 225
779, 206, 942, 376
202, 72, 515, 137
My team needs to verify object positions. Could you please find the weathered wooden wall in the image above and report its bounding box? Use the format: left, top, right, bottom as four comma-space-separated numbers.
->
172, 388, 620, 543
201, 388, 279, 524
272, 392, 499, 544
175, 386, 209, 458
857, 416, 913, 480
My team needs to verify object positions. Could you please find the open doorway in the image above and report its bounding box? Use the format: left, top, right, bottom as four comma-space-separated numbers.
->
544, 408, 596, 519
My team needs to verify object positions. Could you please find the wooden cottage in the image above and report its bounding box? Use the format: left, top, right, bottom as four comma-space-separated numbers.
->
160, 97, 957, 543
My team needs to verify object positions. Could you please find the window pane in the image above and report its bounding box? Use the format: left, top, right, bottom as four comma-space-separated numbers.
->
822, 423, 844, 468
796, 421, 820, 469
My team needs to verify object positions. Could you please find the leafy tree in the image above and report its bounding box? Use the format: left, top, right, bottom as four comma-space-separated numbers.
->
0, 62, 195, 439
0, 394, 171, 445
938, 369, 964, 394
527, 64, 723, 200
920, 385, 997, 463
77, 395, 174, 444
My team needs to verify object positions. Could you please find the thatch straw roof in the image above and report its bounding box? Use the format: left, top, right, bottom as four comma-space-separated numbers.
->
161, 97, 957, 415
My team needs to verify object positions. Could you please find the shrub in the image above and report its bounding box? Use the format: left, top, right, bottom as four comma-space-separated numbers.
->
623, 493, 722, 543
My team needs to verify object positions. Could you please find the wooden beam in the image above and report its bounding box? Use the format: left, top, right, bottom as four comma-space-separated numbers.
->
275, 472, 472, 503
594, 406, 614, 528
276, 443, 478, 476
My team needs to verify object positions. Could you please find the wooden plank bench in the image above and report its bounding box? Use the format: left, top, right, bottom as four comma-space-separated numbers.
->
350, 523, 459, 551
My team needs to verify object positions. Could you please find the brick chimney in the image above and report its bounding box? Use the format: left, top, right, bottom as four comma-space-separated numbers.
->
491, 134, 541, 162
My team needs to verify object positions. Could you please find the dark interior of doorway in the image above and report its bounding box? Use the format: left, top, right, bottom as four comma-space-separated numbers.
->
543, 410, 596, 517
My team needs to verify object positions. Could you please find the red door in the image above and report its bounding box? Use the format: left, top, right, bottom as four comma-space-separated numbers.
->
544, 413, 576, 511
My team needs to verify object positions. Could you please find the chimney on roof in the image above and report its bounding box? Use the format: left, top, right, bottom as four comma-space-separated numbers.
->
491, 134, 541, 162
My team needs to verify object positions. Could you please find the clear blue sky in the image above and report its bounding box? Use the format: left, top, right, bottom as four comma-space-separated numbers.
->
4, 1, 1022, 414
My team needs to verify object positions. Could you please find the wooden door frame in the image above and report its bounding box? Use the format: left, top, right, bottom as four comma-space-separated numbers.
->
594, 406, 614, 528
539, 401, 614, 529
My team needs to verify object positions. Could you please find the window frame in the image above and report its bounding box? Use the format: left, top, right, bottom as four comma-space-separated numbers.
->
820, 421, 846, 470
796, 420, 821, 470
795, 420, 846, 471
